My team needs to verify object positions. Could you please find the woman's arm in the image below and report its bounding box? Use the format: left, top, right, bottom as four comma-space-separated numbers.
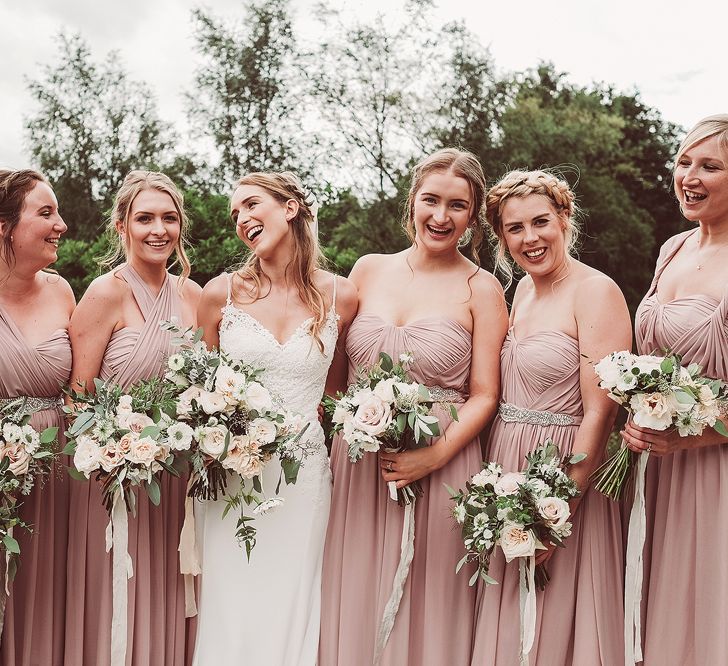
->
196, 274, 227, 351
324, 276, 359, 398
68, 275, 123, 393
381, 271, 509, 489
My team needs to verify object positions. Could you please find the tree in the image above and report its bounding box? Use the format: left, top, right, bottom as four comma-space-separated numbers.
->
25, 33, 175, 240
187, 0, 300, 187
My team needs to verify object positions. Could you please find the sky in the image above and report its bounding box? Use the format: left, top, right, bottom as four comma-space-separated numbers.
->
1, 0, 727, 169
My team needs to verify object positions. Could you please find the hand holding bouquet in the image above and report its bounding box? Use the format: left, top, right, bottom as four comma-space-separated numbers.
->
591, 351, 728, 499
0, 400, 58, 565
325, 351, 455, 504
164, 323, 310, 558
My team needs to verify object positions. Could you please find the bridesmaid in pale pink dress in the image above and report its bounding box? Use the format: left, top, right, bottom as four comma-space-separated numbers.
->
622, 114, 728, 665
471, 169, 631, 665
65, 171, 201, 666
0, 169, 74, 666
320, 148, 509, 665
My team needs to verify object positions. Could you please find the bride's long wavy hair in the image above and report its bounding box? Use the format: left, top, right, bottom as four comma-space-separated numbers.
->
231, 171, 328, 352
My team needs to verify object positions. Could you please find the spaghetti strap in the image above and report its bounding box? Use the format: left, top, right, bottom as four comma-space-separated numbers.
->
225, 272, 233, 307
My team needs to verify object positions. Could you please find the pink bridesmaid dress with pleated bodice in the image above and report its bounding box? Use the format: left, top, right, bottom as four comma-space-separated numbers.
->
471, 329, 624, 666
64, 265, 194, 666
0, 305, 72, 666
636, 229, 728, 665
320, 314, 482, 666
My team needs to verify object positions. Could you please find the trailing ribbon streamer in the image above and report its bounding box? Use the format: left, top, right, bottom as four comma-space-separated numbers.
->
519, 556, 536, 666
178, 478, 201, 618
373, 499, 415, 665
105, 491, 133, 666
624, 450, 648, 665
0, 523, 12, 636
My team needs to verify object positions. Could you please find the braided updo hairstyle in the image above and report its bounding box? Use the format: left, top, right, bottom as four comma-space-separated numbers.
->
403, 148, 487, 264
231, 171, 328, 351
485, 169, 580, 286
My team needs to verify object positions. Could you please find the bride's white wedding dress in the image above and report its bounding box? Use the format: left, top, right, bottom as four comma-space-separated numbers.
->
193, 274, 338, 666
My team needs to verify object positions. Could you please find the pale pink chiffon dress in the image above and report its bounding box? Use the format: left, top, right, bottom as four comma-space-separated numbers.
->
320, 314, 482, 666
0, 306, 71, 666
64, 265, 193, 666
471, 329, 624, 666
635, 229, 728, 665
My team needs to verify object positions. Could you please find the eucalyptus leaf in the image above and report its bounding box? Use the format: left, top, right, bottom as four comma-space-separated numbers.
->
2, 534, 20, 554
139, 425, 162, 440
147, 478, 161, 506
40, 427, 59, 444
67, 467, 88, 481
569, 452, 587, 464
455, 553, 469, 574
714, 420, 728, 438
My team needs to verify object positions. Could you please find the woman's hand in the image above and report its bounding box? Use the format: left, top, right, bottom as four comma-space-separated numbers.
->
378, 445, 447, 489
621, 420, 688, 457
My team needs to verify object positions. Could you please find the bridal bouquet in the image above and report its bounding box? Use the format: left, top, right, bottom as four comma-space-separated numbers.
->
450, 440, 583, 664
163, 323, 310, 557
591, 351, 728, 499
65, 377, 183, 514
0, 400, 58, 564
325, 351, 455, 504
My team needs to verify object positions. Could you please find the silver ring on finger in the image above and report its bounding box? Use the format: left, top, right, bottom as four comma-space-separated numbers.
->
387, 461, 393, 472
647, 442, 653, 454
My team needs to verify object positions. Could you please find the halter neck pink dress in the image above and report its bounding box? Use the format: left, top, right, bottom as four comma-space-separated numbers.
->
470, 329, 624, 665
64, 265, 193, 666
320, 314, 482, 666
635, 229, 728, 665
0, 304, 72, 666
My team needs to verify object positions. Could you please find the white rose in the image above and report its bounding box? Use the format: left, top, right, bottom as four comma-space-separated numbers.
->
176, 385, 202, 417
536, 496, 571, 528
197, 390, 228, 415
117, 394, 134, 413
332, 402, 351, 425
594, 355, 624, 390
214, 365, 247, 404
373, 378, 397, 404
20, 425, 40, 453
351, 394, 392, 437
0, 441, 31, 476
245, 382, 273, 413
116, 432, 135, 456
633, 355, 665, 377
630, 392, 673, 430
471, 469, 499, 487
125, 435, 160, 467
394, 382, 419, 401
166, 422, 194, 451
248, 418, 277, 444
73, 435, 101, 477
494, 471, 526, 497
198, 426, 228, 458
98, 441, 126, 472
222, 436, 263, 478
2, 423, 23, 444
119, 411, 154, 433
499, 522, 537, 562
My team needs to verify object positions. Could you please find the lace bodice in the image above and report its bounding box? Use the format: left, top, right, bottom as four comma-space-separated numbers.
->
218, 275, 339, 447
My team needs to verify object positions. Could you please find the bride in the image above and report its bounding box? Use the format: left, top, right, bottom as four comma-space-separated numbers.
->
192, 171, 357, 665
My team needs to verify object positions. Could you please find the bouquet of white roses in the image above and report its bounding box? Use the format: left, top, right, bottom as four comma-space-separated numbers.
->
0, 399, 58, 565
325, 351, 455, 505
449, 440, 583, 663
65, 377, 182, 514
591, 351, 728, 499
163, 323, 310, 557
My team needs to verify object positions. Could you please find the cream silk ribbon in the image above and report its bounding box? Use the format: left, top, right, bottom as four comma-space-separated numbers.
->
518, 556, 537, 666
178, 477, 201, 618
373, 498, 416, 666
0, 522, 13, 636
105, 492, 133, 666
624, 450, 648, 665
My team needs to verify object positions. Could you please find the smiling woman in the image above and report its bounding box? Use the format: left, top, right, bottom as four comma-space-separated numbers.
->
65, 170, 202, 666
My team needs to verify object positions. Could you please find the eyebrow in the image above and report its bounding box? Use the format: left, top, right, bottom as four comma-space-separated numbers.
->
133, 209, 179, 216
504, 212, 553, 226
419, 191, 470, 204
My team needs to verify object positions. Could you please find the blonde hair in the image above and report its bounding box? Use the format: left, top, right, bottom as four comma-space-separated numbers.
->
101, 170, 191, 288
675, 114, 728, 165
231, 171, 328, 352
403, 148, 487, 264
485, 169, 580, 287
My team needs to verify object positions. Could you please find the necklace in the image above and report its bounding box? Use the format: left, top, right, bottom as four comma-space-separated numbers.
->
695, 237, 726, 270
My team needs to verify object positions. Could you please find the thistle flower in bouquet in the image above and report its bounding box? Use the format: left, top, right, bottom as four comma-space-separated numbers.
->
449, 440, 583, 588
162, 322, 311, 558
326, 351, 456, 505
591, 351, 728, 499
0, 400, 58, 565
64, 377, 182, 516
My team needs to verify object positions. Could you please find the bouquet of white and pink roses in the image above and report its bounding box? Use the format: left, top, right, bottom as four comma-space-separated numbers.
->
65, 377, 182, 514
163, 323, 310, 557
325, 351, 455, 505
0, 400, 58, 565
449, 440, 583, 663
591, 351, 728, 499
